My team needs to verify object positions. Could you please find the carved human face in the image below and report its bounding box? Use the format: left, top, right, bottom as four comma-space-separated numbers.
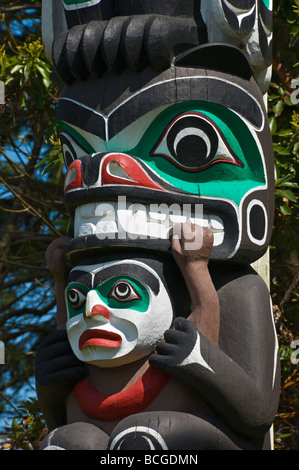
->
65, 260, 173, 367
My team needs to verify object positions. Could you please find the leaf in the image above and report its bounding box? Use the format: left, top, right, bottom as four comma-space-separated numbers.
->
276, 128, 293, 137
12, 418, 21, 431
273, 100, 284, 115
275, 189, 297, 202
274, 146, 291, 156
281, 181, 299, 188
23, 62, 31, 82
34, 155, 49, 168
276, 174, 293, 184
10, 64, 23, 74
284, 97, 295, 106
269, 116, 277, 135
279, 204, 292, 215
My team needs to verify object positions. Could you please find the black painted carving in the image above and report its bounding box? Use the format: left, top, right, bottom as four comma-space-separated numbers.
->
37, 0, 279, 451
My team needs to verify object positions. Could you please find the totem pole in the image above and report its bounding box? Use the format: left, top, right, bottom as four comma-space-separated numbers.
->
36, 0, 280, 450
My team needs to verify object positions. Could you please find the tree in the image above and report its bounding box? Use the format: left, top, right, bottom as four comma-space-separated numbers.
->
0, 0, 67, 449
268, 0, 299, 451
0, 0, 298, 450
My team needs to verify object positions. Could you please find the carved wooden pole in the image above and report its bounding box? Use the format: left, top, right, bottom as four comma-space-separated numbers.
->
36, 0, 280, 450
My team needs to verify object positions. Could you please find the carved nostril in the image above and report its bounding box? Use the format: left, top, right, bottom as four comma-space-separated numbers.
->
86, 305, 110, 320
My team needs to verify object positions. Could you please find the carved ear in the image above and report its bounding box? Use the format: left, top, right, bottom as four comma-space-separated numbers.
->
175, 43, 252, 81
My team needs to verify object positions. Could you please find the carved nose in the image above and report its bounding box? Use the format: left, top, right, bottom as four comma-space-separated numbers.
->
102, 153, 165, 191
84, 305, 110, 320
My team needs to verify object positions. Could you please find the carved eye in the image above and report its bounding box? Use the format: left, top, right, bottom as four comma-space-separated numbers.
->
60, 132, 87, 168
109, 281, 141, 303
68, 287, 86, 309
151, 112, 243, 172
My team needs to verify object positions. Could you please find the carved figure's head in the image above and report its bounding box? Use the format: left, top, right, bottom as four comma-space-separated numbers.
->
41, 1, 274, 265
65, 253, 190, 367
60, 44, 274, 265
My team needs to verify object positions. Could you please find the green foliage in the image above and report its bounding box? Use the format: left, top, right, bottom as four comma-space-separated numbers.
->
1, 38, 52, 105
270, 0, 299, 451
274, 0, 299, 51
1, 398, 47, 450
0, 4, 68, 448
0, 14, 63, 178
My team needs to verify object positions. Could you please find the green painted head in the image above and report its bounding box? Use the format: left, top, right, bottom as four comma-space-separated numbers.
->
60, 45, 274, 265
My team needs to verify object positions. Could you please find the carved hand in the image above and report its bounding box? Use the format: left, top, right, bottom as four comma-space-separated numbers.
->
169, 223, 220, 345
170, 222, 214, 265
35, 329, 87, 389
150, 317, 198, 370
35, 329, 87, 430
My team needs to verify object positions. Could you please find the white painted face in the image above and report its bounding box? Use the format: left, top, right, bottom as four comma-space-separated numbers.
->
65, 260, 174, 367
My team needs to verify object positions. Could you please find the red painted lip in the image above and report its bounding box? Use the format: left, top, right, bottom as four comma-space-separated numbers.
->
79, 329, 122, 350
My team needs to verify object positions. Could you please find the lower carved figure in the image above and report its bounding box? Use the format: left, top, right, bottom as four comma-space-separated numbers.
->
36, 225, 280, 450
40, 413, 255, 450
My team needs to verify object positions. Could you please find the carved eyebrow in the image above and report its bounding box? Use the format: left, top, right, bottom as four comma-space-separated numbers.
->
58, 75, 263, 141
58, 99, 106, 140
67, 270, 93, 288
107, 77, 264, 136
94, 264, 160, 295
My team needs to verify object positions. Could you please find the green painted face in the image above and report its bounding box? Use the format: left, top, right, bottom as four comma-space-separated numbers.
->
65, 261, 174, 367
60, 80, 273, 263
129, 102, 265, 206
66, 276, 150, 319
60, 101, 266, 206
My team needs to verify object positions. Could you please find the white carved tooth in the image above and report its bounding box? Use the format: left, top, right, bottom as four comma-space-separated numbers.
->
80, 203, 96, 218
147, 221, 169, 239
78, 223, 96, 236
169, 213, 187, 224
117, 209, 131, 232
190, 215, 209, 227
95, 220, 118, 234
149, 208, 168, 221
209, 215, 224, 231
94, 202, 116, 217
213, 231, 225, 246
131, 206, 148, 235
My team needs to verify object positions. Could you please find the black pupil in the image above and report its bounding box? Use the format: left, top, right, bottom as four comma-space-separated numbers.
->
167, 116, 218, 168
69, 290, 79, 305
176, 135, 208, 165
115, 283, 130, 298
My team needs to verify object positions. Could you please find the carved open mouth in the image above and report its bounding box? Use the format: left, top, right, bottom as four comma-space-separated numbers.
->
79, 329, 122, 350
74, 201, 225, 247
64, 152, 240, 260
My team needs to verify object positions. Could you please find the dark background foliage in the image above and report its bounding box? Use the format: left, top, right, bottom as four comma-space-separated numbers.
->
0, 0, 298, 450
